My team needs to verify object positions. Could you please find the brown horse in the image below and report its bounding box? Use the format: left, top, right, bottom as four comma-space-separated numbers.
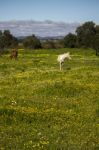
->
10, 49, 18, 59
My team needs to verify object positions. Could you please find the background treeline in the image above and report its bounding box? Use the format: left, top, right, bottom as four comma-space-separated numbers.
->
63, 21, 99, 55
0, 21, 99, 55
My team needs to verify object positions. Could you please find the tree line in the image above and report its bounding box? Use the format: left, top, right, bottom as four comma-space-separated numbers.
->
64, 21, 99, 55
0, 21, 99, 55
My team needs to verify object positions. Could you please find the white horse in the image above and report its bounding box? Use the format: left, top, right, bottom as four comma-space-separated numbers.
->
57, 52, 71, 70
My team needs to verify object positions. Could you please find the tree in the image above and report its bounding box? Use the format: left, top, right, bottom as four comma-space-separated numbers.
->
76, 21, 96, 48
23, 35, 41, 49
93, 25, 99, 56
3, 30, 13, 48
0, 30, 18, 54
64, 33, 77, 48
0, 31, 5, 54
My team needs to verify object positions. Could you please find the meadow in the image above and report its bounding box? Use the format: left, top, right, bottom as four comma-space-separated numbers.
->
0, 48, 99, 150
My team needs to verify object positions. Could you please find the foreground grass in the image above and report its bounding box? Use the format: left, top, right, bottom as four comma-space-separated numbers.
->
0, 48, 99, 150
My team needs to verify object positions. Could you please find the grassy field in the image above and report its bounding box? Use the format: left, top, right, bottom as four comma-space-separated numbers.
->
0, 48, 99, 150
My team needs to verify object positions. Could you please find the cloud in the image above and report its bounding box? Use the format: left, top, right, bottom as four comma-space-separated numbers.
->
0, 20, 79, 37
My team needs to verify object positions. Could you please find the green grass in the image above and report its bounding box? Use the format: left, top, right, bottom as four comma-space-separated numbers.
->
0, 48, 99, 150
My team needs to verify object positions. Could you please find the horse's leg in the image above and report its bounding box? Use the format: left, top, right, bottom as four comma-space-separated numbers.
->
60, 62, 62, 70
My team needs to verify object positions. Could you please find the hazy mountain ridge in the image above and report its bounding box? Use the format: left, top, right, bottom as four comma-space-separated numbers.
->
0, 20, 80, 37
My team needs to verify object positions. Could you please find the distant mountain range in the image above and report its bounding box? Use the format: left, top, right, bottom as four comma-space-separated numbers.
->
0, 20, 80, 38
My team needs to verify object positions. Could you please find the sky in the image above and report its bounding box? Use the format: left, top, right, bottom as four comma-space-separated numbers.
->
0, 0, 99, 24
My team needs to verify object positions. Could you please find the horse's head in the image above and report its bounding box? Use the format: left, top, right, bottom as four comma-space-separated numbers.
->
64, 52, 71, 60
